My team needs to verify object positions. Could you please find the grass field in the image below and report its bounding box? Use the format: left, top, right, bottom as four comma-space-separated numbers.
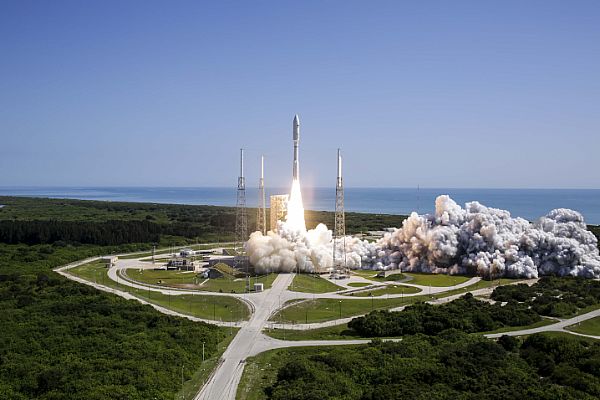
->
347, 282, 371, 288
289, 274, 345, 293
566, 316, 600, 336
68, 261, 250, 321
272, 278, 520, 323
404, 272, 472, 286
345, 284, 421, 297
351, 270, 405, 282
127, 268, 277, 293
237, 345, 364, 400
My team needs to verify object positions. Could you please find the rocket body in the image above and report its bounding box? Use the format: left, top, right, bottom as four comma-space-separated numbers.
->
293, 115, 300, 180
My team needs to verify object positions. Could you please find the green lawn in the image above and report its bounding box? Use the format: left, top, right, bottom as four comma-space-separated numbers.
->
127, 268, 277, 293
566, 316, 600, 336
289, 274, 345, 293
345, 284, 421, 297
271, 297, 414, 324
347, 282, 371, 288
68, 261, 250, 321
273, 278, 520, 323
129, 268, 199, 285
351, 270, 405, 282
404, 272, 472, 287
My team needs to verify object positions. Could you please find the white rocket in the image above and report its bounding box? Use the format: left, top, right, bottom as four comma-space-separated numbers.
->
292, 114, 300, 180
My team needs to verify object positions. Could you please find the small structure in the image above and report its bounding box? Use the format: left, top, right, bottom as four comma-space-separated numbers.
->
179, 248, 194, 257
376, 269, 402, 278
253, 282, 264, 292
167, 259, 195, 271
101, 256, 118, 268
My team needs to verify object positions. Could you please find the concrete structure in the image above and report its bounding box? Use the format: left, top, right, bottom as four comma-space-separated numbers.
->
270, 194, 288, 232
101, 256, 118, 267
166, 259, 195, 271
179, 249, 194, 257
253, 282, 264, 292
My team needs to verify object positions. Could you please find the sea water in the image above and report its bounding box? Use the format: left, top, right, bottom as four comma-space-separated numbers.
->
0, 186, 598, 224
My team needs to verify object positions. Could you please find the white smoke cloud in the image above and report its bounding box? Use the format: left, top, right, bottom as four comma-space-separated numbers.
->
245, 195, 600, 278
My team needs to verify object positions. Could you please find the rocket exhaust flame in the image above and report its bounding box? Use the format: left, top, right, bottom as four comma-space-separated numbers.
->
285, 115, 306, 231
286, 178, 306, 232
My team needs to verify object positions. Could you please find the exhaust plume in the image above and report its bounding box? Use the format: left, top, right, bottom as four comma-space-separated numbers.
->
245, 195, 600, 278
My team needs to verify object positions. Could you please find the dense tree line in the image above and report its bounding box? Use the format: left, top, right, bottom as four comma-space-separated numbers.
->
0, 271, 228, 399
348, 293, 540, 337
491, 276, 600, 317
0, 220, 220, 246
264, 332, 600, 399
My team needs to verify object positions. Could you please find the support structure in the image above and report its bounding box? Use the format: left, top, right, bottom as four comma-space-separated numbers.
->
257, 155, 267, 235
332, 148, 347, 274
234, 148, 249, 291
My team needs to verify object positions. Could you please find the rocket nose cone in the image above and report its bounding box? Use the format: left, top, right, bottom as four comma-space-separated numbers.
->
293, 114, 300, 141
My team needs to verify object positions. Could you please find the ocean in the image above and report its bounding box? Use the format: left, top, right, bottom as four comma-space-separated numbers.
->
0, 186, 599, 224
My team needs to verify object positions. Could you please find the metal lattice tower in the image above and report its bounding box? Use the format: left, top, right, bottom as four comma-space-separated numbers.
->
333, 148, 347, 273
257, 155, 267, 235
234, 148, 249, 291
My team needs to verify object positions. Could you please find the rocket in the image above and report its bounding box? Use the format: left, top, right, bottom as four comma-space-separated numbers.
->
293, 114, 300, 180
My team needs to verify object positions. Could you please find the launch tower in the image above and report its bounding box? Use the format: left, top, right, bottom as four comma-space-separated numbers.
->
234, 148, 249, 291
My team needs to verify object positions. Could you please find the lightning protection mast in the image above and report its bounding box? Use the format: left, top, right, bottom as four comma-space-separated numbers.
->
257, 155, 267, 235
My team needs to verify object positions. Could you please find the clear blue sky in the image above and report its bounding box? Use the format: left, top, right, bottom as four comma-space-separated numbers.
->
1, 1, 598, 189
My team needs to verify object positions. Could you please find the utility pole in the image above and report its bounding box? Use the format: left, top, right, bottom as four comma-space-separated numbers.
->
333, 149, 347, 275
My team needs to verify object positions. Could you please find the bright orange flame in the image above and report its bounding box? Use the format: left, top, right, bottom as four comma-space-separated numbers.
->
286, 179, 306, 231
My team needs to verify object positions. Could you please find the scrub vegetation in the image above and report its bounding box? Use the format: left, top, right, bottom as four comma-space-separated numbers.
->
348, 293, 540, 337
240, 332, 600, 400
491, 276, 600, 317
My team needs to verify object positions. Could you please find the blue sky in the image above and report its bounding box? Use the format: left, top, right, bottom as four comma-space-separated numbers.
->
0, 1, 599, 188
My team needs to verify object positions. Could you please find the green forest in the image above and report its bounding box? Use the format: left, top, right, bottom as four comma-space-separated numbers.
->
259, 332, 600, 399
0, 196, 407, 246
348, 292, 541, 337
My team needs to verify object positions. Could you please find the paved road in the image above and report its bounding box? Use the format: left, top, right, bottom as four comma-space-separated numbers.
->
195, 273, 293, 400
485, 308, 600, 340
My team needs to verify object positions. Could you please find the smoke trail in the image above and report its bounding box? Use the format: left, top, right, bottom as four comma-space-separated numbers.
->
245, 195, 600, 278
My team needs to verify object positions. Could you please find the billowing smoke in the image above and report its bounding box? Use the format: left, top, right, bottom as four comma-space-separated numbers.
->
246, 222, 333, 274
245, 195, 600, 278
